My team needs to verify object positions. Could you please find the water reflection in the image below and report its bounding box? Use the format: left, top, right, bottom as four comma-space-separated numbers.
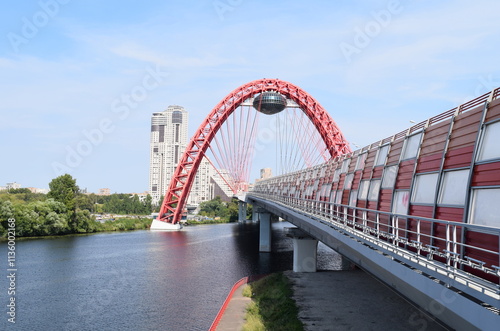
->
0, 221, 340, 331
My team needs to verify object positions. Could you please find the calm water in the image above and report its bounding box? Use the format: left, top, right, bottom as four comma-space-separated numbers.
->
0, 221, 340, 331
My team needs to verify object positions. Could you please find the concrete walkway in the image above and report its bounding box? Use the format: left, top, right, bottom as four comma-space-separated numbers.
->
285, 269, 449, 331
216, 269, 450, 331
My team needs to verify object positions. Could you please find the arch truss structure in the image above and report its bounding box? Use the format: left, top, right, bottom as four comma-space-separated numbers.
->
155, 78, 351, 226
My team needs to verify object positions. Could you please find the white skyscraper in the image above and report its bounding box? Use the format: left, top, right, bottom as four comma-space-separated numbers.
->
149, 105, 188, 205
149, 105, 232, 207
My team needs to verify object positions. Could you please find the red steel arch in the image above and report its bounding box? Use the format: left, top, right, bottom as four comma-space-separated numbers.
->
157, 78, 351, 224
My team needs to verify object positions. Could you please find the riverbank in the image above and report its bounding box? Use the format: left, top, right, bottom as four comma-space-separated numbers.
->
241, 273, 303, 330
0, 217, 239, 241
216, 269, 449, 331
213, 273, 303, 331
184, 218, 232, 225
0, 216, 152, 240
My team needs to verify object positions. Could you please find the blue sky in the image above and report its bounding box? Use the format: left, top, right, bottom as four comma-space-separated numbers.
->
1, 0, 499, 193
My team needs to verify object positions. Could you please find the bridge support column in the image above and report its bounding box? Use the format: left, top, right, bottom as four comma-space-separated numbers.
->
238, 201, 247, 222
252, 207, 258, 222
258, 209, 271, 252
285, 227, 318, 272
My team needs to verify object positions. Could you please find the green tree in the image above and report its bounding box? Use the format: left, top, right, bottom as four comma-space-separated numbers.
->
143, 194, 153, 214
7, 188, 31, 194
73, 209, 97, 233
199, 196, 228, 217
31, 199, 68, 235
101, 194, 152, 215
154, 195, 164, 212
14, 204, 41, 236
130, 194, 141, 214
103, 194, 124, 214
0, 200, 15, 236
48, 174, 79, 212
47, 174, 97, 233
76, 193, 95, 212
227, 198, 239, 222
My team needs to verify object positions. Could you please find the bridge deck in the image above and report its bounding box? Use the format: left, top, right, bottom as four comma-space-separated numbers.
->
248, 194, 500, 330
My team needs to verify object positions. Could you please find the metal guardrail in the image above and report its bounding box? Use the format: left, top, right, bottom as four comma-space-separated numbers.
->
248, 192, 500, 310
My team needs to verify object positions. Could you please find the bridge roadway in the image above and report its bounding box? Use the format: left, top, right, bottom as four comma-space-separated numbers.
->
245, 193, 500, 331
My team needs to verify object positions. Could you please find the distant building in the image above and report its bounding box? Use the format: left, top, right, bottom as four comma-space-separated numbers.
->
255, 168, 273, 183
129, 191, 150, 202
148, 105, 233, 207
211, 169, 234, 199
27, 187, 49, 194
260, 168, 272, 180
6, 182, 21, 190
97, 188, 111, 196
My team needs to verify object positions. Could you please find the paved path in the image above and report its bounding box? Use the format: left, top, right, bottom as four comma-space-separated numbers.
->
216, 283, 251, 331
216, 269, 450, 331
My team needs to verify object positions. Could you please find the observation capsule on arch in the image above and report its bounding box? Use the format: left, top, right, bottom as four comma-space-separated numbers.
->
252, 92, 287, 115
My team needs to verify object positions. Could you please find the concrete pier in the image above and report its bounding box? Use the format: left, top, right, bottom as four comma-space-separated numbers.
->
251, 208, 258, 222
150, 219, 182, 231
238, 201, 247, 222
258, 210, 271, 252
285, 227, 318, 272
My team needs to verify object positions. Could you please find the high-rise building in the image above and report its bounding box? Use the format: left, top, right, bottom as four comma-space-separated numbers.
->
149, 105, 233, 207
149, 105, 188, 205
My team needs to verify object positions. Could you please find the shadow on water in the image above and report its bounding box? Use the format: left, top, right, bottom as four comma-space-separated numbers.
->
231, 220, 343, 274
231, 221, 294, 275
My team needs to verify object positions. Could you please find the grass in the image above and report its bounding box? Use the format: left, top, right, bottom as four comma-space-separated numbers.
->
97, 217, 152, 232
184, 218, 231, 225
242, 273, 304, 331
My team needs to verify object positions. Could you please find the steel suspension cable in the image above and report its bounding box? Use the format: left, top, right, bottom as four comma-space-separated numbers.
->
241, 105, 260, 185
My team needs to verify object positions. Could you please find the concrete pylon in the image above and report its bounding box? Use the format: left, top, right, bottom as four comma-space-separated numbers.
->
285, 227, 318, 272
238, 201, 247, 222
257, 208, 271, 252
252, 207, 258, 222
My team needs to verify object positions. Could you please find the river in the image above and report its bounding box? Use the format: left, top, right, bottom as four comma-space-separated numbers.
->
0, 221, 341, 331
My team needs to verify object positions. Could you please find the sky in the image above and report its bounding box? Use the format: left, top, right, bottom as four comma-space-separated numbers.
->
1, 0, 499, 194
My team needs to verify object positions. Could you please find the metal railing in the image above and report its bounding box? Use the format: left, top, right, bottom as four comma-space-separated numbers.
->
248, 192, 500, 309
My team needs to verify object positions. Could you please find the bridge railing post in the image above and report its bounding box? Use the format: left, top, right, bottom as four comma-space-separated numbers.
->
391, 215, 396, 245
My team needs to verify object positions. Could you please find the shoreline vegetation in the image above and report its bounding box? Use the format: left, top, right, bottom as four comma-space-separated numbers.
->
0, 174, 245, 239
0, 174, 155, 239
242, 273, 304, 331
